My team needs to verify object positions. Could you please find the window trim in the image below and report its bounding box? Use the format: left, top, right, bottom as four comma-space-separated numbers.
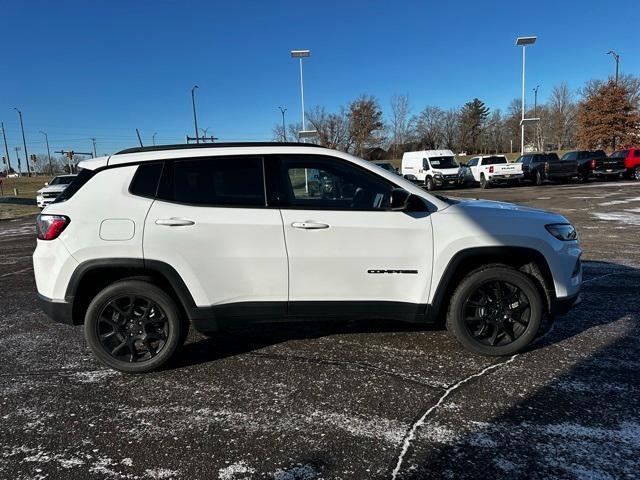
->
156, 155, 269, 209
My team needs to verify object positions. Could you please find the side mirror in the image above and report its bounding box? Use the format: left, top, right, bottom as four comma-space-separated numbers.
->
44, 182, 49, 187
390, 188, 428, 212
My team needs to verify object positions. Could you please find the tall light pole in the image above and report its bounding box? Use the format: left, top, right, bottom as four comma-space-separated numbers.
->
1, 122, 11, 175
516, 36, 537, 155
606, 50, 619, 83
14, 108, 31, 177
191, 85, 200, 144
90, 137, 97, 158
278, 106, 287, 141
39, 131, 52, 174
14, 146, 22, 176
533, 85, 540, 116
290, 50, 310, 132
152, 132, 157, 145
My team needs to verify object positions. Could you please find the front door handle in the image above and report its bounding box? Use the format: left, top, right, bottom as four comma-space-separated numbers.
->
291, 221, 330, 230
155, 218, 195, 227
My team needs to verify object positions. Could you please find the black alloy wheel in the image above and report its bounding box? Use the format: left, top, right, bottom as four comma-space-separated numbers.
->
96, 295, 169, 363
462, 280, 529, 347
85, 280, 185, 373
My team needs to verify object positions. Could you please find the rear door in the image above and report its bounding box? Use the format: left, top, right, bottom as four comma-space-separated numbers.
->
274, 154, 434, 319
143, 155, 288, 311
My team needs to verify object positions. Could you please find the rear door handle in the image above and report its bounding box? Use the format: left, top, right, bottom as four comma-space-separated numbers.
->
155, 218, 195, 227
291, 221, 330, 230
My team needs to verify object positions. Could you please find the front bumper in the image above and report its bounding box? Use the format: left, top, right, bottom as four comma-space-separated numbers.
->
37, 293, 76, 325
550, 292, 581, 316
433, 176, 460, 187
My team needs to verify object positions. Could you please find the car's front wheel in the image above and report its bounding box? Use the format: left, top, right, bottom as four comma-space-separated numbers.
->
446, 265, 543, 356
425, 177, 434, 191
84, 280, 186, 373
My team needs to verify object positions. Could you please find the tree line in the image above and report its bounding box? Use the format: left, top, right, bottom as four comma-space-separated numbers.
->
273, 74, 640, 159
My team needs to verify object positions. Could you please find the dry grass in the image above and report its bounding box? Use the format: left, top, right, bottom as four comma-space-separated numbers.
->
0, 204, 39, 220
1, 175, 53, 199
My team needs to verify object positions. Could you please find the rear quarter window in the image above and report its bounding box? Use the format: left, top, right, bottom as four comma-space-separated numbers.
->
129, 162, 163, 198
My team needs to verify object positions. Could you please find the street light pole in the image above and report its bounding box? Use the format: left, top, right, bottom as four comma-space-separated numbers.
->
290, 50, 311, 132
516, 36, 537, 155
533, 85, 540, 117
14, 108, 31, 177
1, 122, 11, 176
607, 50, 619, 83
278, 106, 287, 141
14, 146, 22, 176
90, 137, 97, 158
152, 132, 157, 146
191, 85, 200, 144
40, 131, 52, 174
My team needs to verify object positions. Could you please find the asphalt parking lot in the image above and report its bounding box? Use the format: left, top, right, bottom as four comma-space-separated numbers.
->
1, 181, 639, 480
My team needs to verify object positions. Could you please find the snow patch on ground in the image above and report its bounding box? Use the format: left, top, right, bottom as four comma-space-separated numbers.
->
145, 467, 180, 479
598, 196, 640, 207
272, 464, 321, 480
70, 369, 120, 383
592, 211, 640, 226
218, 461, 256, 479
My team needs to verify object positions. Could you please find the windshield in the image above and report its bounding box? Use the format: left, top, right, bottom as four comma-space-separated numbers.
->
427, 156, 458, 168
50, 176, 75, 185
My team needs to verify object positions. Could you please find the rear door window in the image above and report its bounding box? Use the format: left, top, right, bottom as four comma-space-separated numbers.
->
158, 156, 266, 207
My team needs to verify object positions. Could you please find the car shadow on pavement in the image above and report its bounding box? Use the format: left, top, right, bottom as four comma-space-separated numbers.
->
170, 261, 638, 372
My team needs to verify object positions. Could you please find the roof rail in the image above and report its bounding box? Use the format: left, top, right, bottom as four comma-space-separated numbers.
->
115, 142, 326, 155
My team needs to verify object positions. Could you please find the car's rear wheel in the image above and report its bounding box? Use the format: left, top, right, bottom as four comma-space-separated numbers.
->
534, 170, 543, 186
85, 280, 185, 373
480, 173, 490, 189
634, 167, 640, 181
446, 265, 543, 356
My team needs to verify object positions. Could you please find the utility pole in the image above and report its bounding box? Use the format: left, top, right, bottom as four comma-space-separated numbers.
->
191, 85, 200, 144
607, 51, 619, 83
39, 131, 52, 174
278, 107, 287, 141
1, 122, 11, 175
533, 85, 540, 116
90, 138, 97, 157
14, 146, 22, 176
152, 132, 157, 146
14, 108, 30, 177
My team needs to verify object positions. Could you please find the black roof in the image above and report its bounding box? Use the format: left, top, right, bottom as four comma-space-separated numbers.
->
116, 142, 325, 155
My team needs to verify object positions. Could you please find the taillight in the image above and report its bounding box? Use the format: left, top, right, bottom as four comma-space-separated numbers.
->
36, 215, 70, 240
489, 165, 494, 173
590, 159, 596, 169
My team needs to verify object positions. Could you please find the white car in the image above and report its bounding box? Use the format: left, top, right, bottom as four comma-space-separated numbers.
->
461, 155, 524, 188
36, 175, 77, 208
33, 142, 582, 373
401, 150, 461, 190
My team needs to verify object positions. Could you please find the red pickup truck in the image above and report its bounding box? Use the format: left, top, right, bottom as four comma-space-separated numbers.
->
610, 148, 640, 180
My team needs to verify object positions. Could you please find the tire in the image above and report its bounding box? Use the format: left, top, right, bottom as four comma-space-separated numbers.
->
425, 177, 434, 191
534, 170, 543, 186
635, 167, 640, 182
579, 172, 589, 183
480, 173, 490, 189
446, 265, 543, 356
84, 280, 186, 373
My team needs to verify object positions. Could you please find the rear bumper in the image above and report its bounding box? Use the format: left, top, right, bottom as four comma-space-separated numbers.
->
550, 292, 581, 316
37, 293, 76, 325
489, 174, 524, 182
593, 169, 625, 176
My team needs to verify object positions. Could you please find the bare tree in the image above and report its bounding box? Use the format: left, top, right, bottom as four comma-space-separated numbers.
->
307, 106, 352, 151
389, 93, 411, 158
546, 83, 577, 150
348, 95, 385, 158
411, 106, 445, 149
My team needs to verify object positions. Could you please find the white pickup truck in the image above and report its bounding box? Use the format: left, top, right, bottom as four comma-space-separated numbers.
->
460, 155, 524, 188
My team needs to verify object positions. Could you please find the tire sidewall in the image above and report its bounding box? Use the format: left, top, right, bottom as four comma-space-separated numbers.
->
448, 268, 543, 356
426, 177, 434, 191
534, 170, 542, 185
84, 280, 183, 373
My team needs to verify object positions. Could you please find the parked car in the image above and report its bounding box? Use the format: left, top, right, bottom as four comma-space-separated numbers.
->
609, 148, 640, 180
34, 142, 582, 372
373, 161, 400, 175
36, 174, 77, 208
460, 155, 524, 188
401, 149, 461, 190
561, 150, 605, 182
515, 152, 577, 185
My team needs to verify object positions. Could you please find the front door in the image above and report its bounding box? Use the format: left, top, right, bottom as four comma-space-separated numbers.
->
275, 154, 434, 320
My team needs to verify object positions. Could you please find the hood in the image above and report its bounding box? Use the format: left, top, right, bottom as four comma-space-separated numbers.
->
452, 197, 568, 222
37, 184, 69, 195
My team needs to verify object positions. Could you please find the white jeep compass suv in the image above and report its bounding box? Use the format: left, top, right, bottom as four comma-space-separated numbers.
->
33, 143, 582, 373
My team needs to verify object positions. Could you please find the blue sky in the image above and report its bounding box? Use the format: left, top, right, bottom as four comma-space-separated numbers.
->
1, 0, 638, 157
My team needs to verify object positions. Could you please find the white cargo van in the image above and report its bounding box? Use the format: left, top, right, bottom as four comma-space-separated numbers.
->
401, 150, 461, 190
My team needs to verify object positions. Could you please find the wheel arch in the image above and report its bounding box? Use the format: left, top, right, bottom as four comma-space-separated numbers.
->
429, 246, 554, 322
65, 258, 198, 326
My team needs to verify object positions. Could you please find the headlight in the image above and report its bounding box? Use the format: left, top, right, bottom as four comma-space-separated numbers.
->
545, 223, 577, 241
434, 172, 443, 178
